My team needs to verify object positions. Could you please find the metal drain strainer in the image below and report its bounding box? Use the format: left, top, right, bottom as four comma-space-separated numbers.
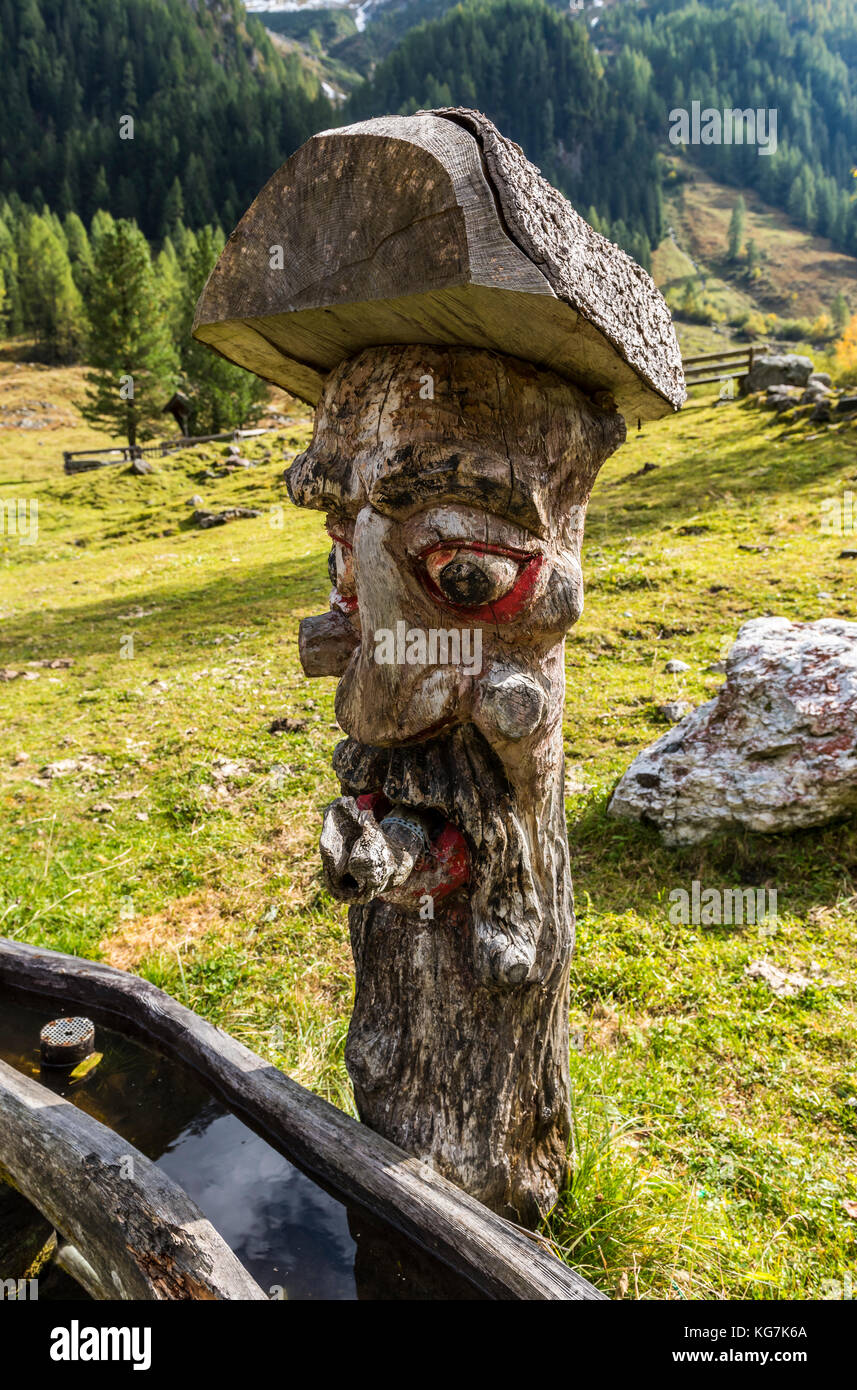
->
40, 1016, 95, 1067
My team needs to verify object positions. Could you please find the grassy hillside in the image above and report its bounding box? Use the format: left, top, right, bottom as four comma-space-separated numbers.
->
652, 159, 857, 356
2, 358, 855, 1297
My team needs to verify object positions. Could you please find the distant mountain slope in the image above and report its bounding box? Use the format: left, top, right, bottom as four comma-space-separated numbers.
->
652, 159, 857, 355
601, 0, 857, 254
0, 0, 333, 238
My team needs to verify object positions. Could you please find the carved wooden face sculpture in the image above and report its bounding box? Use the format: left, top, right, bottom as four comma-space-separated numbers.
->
287, 344, 626, 1223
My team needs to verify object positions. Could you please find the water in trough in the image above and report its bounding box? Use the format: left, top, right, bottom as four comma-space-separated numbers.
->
0, 987, 482, 1300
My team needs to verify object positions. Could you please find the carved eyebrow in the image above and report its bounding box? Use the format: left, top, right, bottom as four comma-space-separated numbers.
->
418, 538, 539, 562
401, 505, 543, 557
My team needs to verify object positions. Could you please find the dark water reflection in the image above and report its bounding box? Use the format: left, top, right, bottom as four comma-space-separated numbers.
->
0, 989, 481, 1301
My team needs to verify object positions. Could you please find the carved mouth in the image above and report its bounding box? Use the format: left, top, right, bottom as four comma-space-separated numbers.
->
320, 789, 470, 908
322, 734, 471, 908
324, 709, 548, 988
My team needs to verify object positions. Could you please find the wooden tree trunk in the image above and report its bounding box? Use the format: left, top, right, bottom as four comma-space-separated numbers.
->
288, 345, 627, 1224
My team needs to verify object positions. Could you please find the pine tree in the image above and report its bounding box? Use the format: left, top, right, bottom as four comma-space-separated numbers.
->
831, 290, 850, 336
746, 238, 760, 277
63, 211, 93, 295
81, 220, 178, 447
727, 196, 746, 261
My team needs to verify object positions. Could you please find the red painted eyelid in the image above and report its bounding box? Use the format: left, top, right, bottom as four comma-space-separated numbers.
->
418, 545, 544, 622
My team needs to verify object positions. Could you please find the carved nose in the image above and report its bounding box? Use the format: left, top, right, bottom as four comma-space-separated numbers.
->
320, 797, 429, 903
476, 668, 546, 740
298, 611, 359, 677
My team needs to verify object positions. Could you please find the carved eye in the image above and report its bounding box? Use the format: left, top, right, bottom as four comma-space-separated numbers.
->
424, 547, 521, 608
327, 538, 354, 592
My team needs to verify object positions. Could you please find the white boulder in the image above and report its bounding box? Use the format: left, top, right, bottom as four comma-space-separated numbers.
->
608, 618, 857, 845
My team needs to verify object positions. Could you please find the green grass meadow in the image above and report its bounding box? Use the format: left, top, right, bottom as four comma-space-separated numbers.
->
1, 368, 856, 1299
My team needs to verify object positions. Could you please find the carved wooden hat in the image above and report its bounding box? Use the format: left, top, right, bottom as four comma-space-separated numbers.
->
193, 107, 685, 422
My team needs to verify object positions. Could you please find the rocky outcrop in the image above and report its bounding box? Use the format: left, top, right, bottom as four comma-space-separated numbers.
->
608, 618, 857, 845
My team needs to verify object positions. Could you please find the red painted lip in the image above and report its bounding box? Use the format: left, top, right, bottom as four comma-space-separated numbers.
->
417, 541, 543, 622
354, 793, 469, 900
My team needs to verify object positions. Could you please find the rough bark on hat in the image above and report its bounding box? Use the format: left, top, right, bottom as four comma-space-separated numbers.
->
192, 107, 685, 421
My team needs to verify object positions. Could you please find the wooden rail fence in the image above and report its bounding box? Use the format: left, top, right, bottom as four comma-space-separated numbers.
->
682, 343, 770, 389
62, 427, 276, 474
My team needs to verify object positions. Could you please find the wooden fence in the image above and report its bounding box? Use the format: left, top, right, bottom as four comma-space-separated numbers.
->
682, 343, 770, 389
62, 427, 276, 475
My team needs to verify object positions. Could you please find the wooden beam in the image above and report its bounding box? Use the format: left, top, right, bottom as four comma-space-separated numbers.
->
0, 936, 604, 1301
685, 374, 745, 387
0, 1058, 268, 1300
684, 361, 749, 376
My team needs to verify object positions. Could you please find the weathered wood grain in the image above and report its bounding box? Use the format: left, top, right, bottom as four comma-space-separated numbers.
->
433, 107, 686, 414
287, 345, 624, 1224
0, 937, 605, 1300
0, 1057, 267, 1300
193, 109, 683, 421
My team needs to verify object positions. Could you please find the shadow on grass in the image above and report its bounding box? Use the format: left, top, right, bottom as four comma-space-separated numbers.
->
568, 794, 857, 918
0, 548, 330, 662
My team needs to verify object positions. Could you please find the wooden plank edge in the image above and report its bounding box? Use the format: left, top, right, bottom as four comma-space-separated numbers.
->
0, 1058, 268, 1301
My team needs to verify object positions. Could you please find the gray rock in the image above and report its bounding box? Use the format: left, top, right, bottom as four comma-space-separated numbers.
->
810, 401, 833, 423
268, 716, 308, 734
656, 700, 693, 723
664, 659, 690, 674
836, 395, 857, 414
608, 617, 857, 845
188, 495, 205, 508
741, 354, 814, 396
129, 457, 153, 475
192, 507, 262, 530
808, 372, 831, 388
761, 385, 801, 412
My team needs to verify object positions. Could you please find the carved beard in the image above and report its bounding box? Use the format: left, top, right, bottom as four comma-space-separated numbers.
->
331, 725, 565, 989
331, 723, 574, 1220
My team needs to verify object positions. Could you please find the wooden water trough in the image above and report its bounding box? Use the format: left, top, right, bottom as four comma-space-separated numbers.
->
0, 937, 603, 1301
